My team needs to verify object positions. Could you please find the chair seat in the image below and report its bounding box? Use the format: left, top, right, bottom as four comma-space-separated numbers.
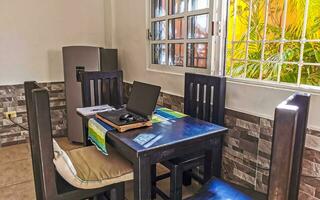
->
54, 145, 133, 189
187, 178, 259, 200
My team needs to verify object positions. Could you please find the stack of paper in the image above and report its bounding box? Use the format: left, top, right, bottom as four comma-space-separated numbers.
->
76, 105, 114, 116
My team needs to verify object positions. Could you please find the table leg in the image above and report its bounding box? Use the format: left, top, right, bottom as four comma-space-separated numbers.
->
182, 170, 192, 186
212, 136, 223, 178
203, 149, 214, 183
134, 157, 152, 200
151, 164, 157, 199
204, 136, 223, 181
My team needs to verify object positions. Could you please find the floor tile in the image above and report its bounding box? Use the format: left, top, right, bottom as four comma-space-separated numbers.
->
0, 158, 33, 188
0, 143, 30, 164
0, 181, 35, 200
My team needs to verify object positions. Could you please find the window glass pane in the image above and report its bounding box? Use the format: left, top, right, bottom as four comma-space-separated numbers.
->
266, 0, 285, 40
152, 0, 166, 18
250, 0, 265, 41
226, 60, 232, 76
226, 43, 233, 76
285, 0, 305, 40
234, 0, 250, 41
246, 62, 260, 79
264, 42, 280, 61
227, 0, 235, 42
187, 43, 208, 68
169, 0, 185, 15
188, 14, 209, 39
306, 0, 320, 39
232, 62, 246, 78
283, 42, 300, 62
248, 42, 262, 60
188, 0, 209, 11
262, 63, 279, 81
232, 42, 246, 59
303, 42, 320, 63
169, 43, 184, 66
301, 65, 320, 86
280, 64, 298, 84
152, 21, 166, 40
152, 44, 166, 65
169, 18, 185, 40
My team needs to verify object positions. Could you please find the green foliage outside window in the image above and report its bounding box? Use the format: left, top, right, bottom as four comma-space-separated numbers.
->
226, 0, 320, 86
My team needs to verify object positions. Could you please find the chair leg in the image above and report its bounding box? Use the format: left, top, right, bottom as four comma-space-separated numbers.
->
182, 169, 192, 186
151, 164, 157, 199
110, 182, 125, 200
170, 165, 183, 200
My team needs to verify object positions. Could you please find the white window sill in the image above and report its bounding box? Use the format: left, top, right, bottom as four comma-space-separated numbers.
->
227, 77, 320, 95
146, 64, 212, 76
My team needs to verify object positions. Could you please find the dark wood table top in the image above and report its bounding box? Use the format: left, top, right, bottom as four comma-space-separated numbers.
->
106, 116, 227, 155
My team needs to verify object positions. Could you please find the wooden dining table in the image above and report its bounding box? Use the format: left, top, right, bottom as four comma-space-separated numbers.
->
81, 110, 228, 200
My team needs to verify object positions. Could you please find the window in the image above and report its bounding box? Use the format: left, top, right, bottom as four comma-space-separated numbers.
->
148, 0, 213, 73
226, 0, 320, 87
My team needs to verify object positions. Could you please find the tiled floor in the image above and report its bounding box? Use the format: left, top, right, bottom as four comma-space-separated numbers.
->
0, 137, 200, 200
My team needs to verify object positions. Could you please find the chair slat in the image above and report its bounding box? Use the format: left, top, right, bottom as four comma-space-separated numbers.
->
198, 84, 204, 120
81, 79, 91, 107
204, 84, 211, 122
190, 83, 198, 118
94, 79, 99, 106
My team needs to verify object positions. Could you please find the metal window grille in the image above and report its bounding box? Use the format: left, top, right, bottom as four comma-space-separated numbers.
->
148, 0, 214, 74
226, 0, 320, 87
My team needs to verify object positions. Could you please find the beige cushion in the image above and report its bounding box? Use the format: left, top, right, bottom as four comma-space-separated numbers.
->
53, 141, 133, 189
53, 139, 77, 176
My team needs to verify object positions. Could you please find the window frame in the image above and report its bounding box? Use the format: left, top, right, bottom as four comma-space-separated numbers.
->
146, 0, 215, 75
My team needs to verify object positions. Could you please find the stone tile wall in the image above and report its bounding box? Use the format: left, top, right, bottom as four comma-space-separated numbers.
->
0, 82, 67, 147
223, 110, 320, 200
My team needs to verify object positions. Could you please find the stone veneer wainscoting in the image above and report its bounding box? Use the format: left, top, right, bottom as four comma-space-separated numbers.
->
0, 81, 319, 199
0, 82, 67, 147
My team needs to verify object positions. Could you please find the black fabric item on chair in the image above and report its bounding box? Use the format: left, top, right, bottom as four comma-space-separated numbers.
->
188, 93, 310, 200
152, 73, 226, 200
24, 81, 126, 200
78, 70, 124, 145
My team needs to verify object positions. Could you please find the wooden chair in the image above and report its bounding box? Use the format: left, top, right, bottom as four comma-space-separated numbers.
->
152, 73, 226, 200
24, 81, 132, 200
188, 92, 311, 200
79, 70, 123, 145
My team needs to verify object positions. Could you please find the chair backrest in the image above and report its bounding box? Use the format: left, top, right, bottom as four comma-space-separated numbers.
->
25, 82, 58, 200
268, 93, 310, 200
184, 73, 226, 125
79, 70, 123, 107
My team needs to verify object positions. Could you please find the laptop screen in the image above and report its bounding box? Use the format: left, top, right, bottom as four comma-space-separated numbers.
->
127, 81, 161, 118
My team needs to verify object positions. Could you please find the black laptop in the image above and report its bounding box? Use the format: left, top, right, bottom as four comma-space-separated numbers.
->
97, 81, 161, 126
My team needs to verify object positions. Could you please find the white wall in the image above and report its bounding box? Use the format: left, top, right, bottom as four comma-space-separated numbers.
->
110, 0, 185, 96
0, 0, 107, 85
110, 0, 320, 130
